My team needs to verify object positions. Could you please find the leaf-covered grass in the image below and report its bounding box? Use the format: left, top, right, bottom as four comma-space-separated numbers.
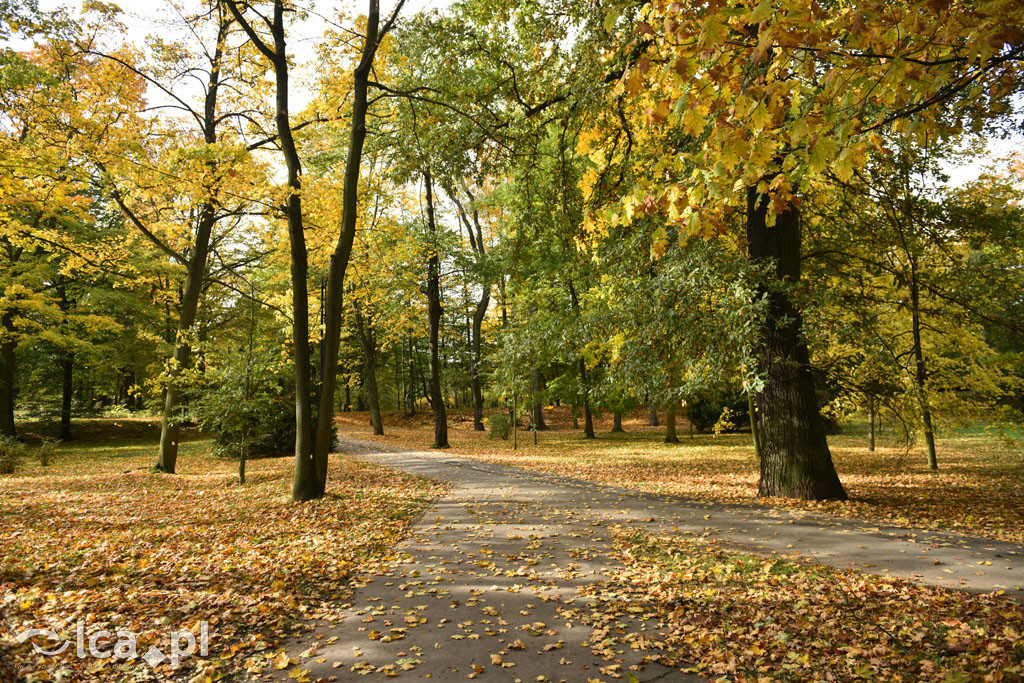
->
0, 418, 446, 682
335, 408, 1024, 543
570, 529, 1024, 681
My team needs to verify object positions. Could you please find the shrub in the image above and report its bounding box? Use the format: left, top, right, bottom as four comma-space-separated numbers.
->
688, 393, 749, 433
487, 412, 511, 440
191, 360, 296, 459
37, 438, 57, 466
0, 436, 23, 474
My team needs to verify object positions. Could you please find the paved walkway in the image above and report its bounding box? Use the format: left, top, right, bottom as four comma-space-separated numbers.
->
274, 438, 1023, 682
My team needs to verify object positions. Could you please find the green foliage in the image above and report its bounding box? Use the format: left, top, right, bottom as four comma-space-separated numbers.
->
487, 412, 511, 441
689, 393, 748, 434
192, 355, 295, 460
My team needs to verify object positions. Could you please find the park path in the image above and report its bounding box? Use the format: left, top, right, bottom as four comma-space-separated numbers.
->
274, 437, 1023, 682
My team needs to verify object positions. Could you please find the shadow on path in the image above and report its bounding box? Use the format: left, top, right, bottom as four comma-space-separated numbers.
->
271, 437, 1023, 682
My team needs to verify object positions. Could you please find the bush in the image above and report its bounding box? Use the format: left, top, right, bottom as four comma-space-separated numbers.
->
0, 436, 23, 474
37, 438, 57, 466
191, 361, 296, 459
688, 393, 749, 433
487, 412, 511, 440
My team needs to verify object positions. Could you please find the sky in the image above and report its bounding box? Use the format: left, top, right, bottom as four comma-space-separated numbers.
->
10, 0, 1023, 187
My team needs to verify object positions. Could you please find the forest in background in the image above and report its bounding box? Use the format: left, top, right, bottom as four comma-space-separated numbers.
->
2, 0, 1024, 502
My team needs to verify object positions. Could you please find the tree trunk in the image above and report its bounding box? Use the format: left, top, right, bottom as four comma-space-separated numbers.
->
424, 169, 448, 448
571, 404, 579, 429
868, 395, 876, 452
153, 15, 230, 474
578, 358, 594, 439
531, 369, 548, 430
567, 281, 594, 440
664, 402, 679, 444
310, 0, 383, 487
353, 302, 383, 436
60, 353, 73, 442
228, 0, 316, 499
155, 208, 213, 474
405, 337, 416, 416
470, 286, 489, 430
748, 391, 761, 461
648, 403, 659, 427
747, 188, 846, 500
119, 368, 135, 408
444, 183, 490, 431
0, 311, 16, 438
910, 277, 938, 470
611, 411, 624, 432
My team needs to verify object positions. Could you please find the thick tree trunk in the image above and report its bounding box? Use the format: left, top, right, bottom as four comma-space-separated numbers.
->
571, 405, 579, 429
664, 402, 679, 444
0, 312, 16, 438
747, 188, 846, 500
648, 403, 659, 427
424, 169, 448, 448
611, 411, 624, 432
60, 353, 73, 442
531, 369, 548, 430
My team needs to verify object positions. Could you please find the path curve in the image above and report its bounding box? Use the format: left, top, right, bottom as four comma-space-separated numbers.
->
273, 437, 1023, 682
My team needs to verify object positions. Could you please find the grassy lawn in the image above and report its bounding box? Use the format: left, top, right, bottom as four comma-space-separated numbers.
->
0, 418, 445, 682
334, 407, 1024, 543
571, 530, 1024, 681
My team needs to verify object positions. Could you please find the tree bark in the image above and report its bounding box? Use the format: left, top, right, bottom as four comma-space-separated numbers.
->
578, 358, 594, 439
353, 301, 384, 436
311, 0, 386, 487
611, 410, 624, 432
60, 353, 73, 442
531, 368, 548, 430
445, 184, 489, 431
648, 403, 659, 426
227, 0, 316, 499
747, 188, 846, 500
909, 276, 938, 470
424, 169, 448, 448
405, 337, 416, 416
469, 286, 488, 430
868, 395, 876, 452
664, 402, 679, 444
153, 15, 229, 474
155, 207, 214, 473
748, 391, 761, 461
567, 281, 594, 439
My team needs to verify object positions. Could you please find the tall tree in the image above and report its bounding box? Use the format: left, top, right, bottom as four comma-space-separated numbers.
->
227, 0, 404, 500
581, 0, 1024, 498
